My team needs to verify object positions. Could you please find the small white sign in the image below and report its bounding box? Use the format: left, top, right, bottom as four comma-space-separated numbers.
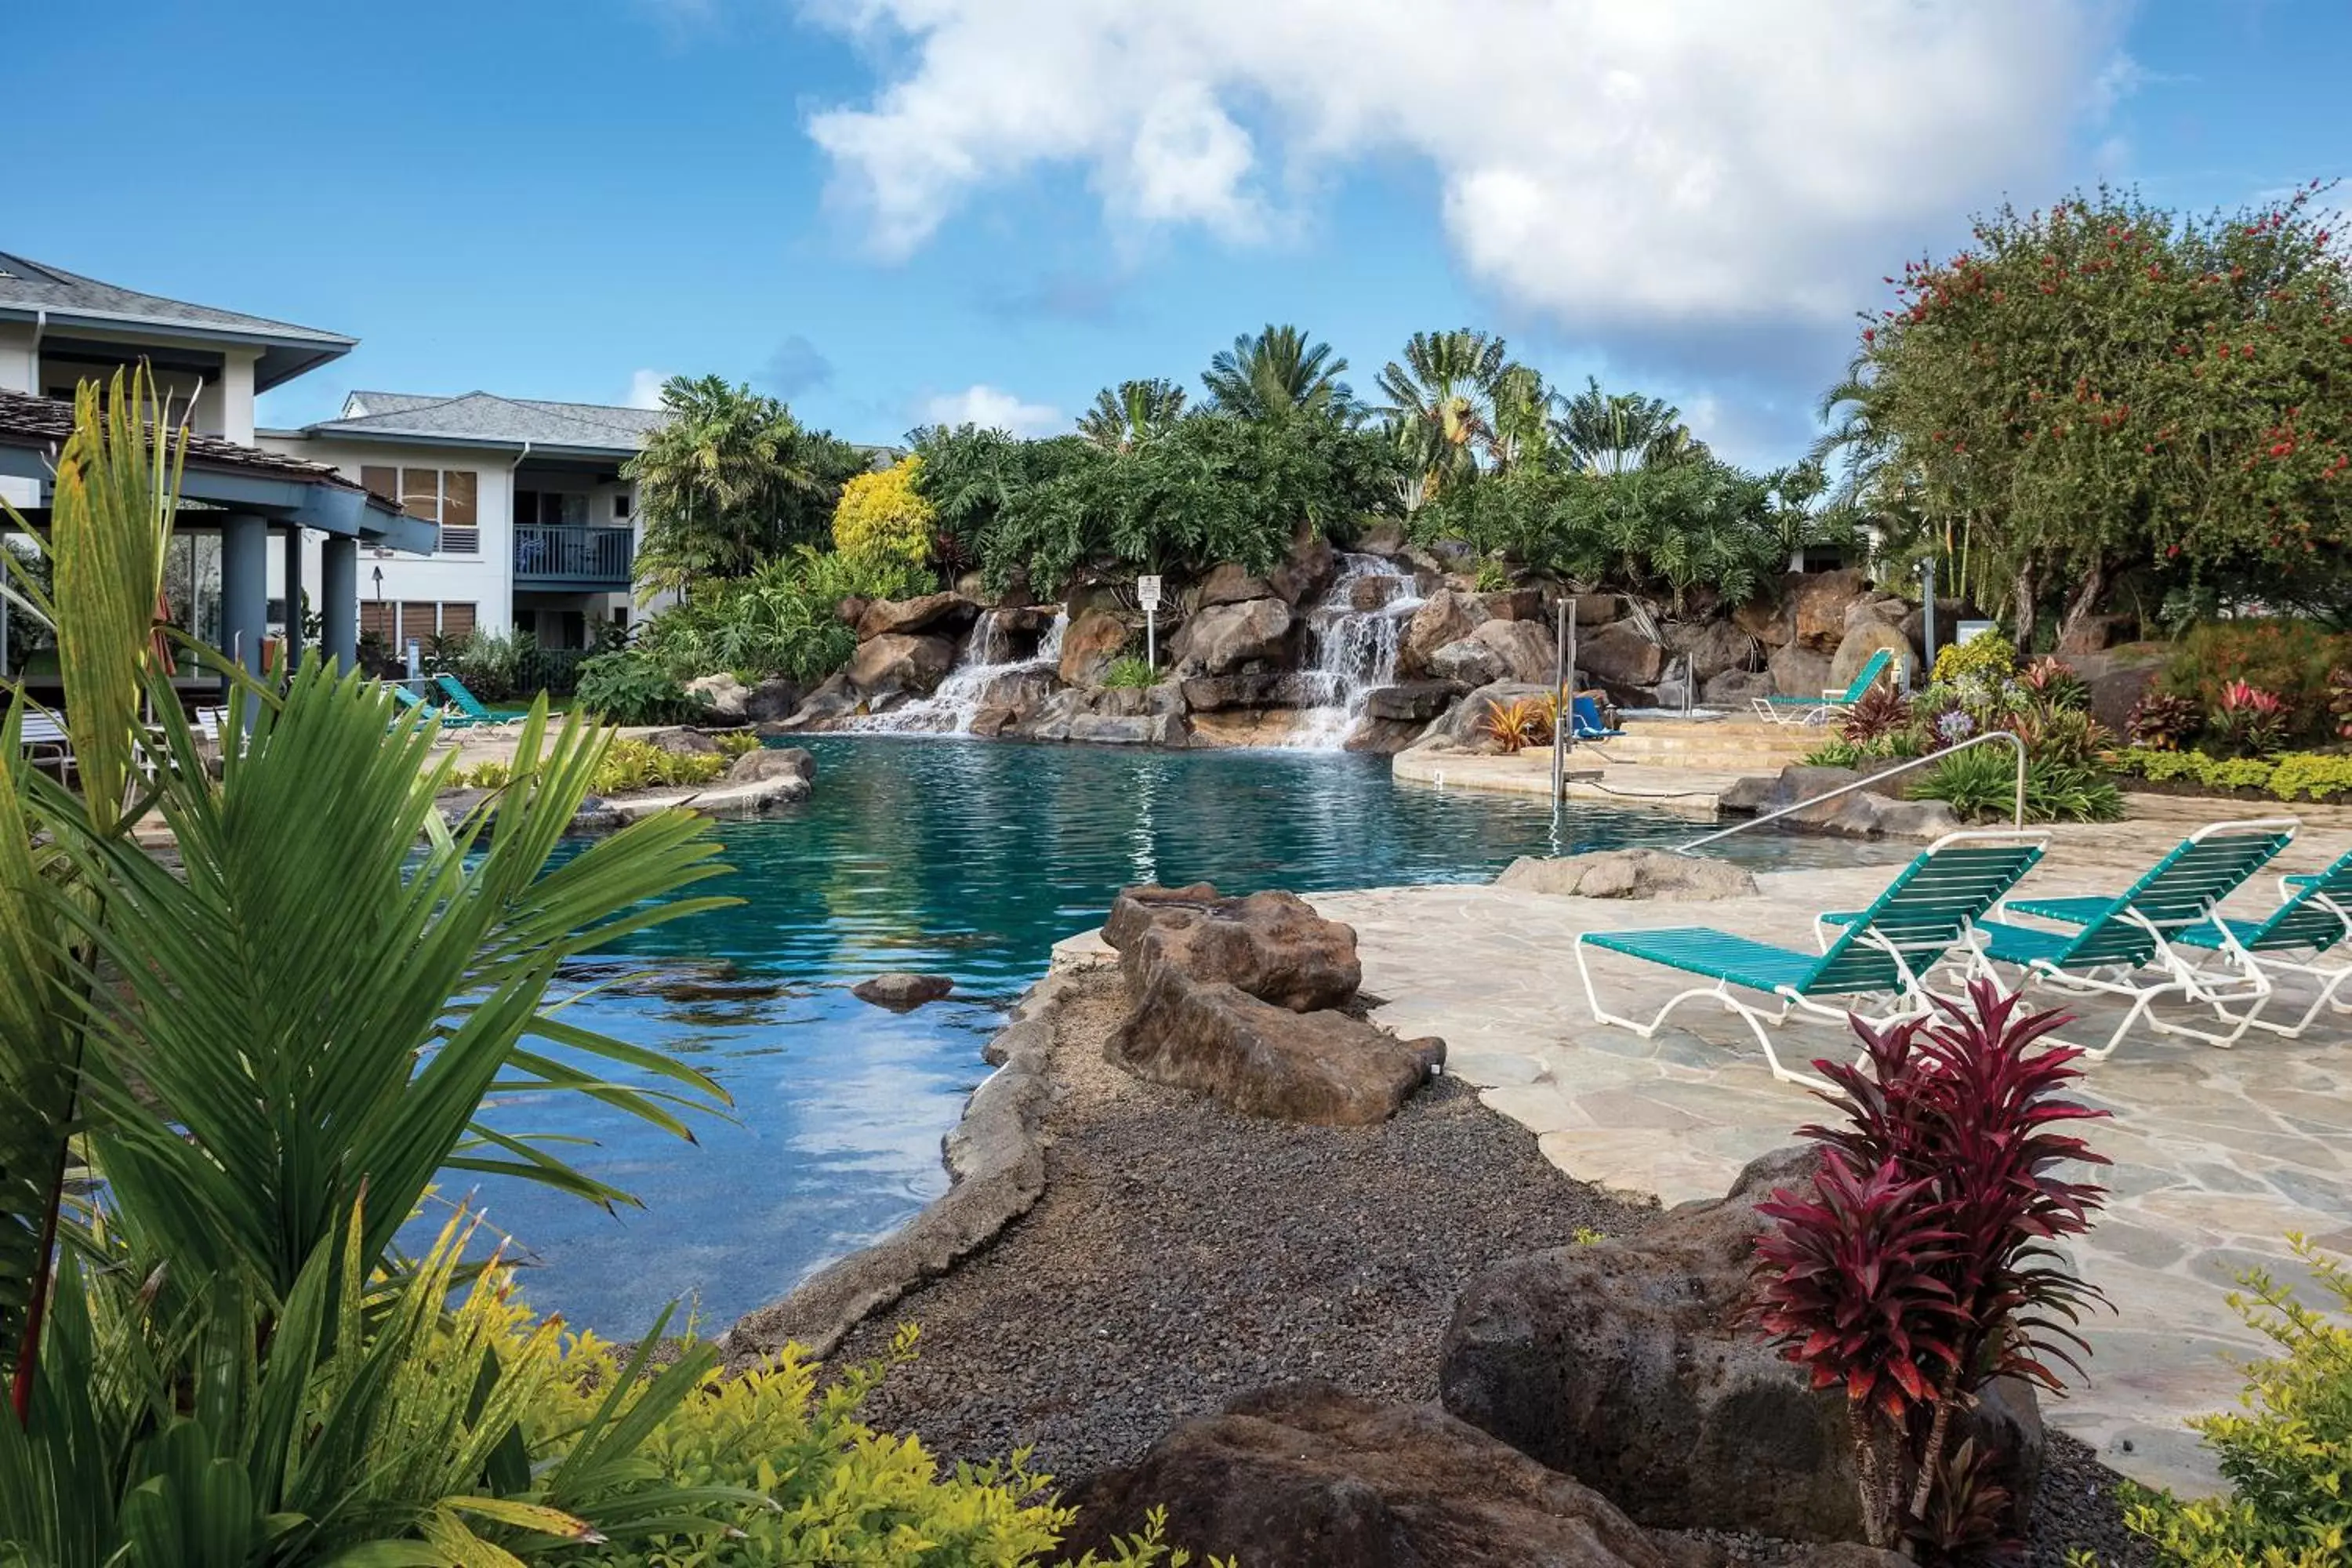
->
1136, 574, 1163, 610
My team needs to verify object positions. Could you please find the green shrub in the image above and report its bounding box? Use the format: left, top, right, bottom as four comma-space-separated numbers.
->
1100, 655, 1158, 689
2110, 747, 2296, 795
2024, 757, 2126, 822
1912, 744, 2022, 822
2162, 620, 2352, 741
454, 626, 540, 702
713, 729, 763, 760
456, 758, 513, 789
575, 651, 702, 725
1933, 629, 2016, 686
638, 547, 927, 686
1470, 557, 1509, 592
591, 738, 730, 794
1803, 738, 1866, 768
2118, 1239, 2352, 1568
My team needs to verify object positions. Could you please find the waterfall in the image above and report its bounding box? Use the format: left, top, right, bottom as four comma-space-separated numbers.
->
1286, 554, 1423, 750
848, 609, 1068, 735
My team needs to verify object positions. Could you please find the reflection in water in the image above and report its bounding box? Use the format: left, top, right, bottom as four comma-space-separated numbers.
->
459, 738, 1899, 1334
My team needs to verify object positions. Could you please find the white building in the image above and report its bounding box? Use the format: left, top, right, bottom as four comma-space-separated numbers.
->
262, 391, 668, 652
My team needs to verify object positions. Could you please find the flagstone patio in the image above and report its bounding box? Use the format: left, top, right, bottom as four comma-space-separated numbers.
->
1309, 819, 2352, 1499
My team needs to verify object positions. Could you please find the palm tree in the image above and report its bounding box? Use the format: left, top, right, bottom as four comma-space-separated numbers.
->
1484, 362, 1555, 473
1553, 376, 1705, 476
1377, 329, 1511, 488
1200, 325, 1353, 422
1076, 377, 1188, 452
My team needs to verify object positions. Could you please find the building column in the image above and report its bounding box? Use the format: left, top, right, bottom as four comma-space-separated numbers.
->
321, 535, 359, 673
281, 526, 305, 672
220, 513, 269, 677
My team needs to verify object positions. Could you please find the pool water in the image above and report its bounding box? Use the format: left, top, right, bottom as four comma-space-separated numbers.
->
468, 737, 1893, 1334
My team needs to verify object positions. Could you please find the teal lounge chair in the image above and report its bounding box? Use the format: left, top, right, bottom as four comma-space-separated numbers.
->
2005, 835, 2352, 1046
433, 673, 501, 725
1751, 646, 1897, 726
1869, 818, 2297, 1060
385, 679, 472, 731
1576, 829, 2047, 1086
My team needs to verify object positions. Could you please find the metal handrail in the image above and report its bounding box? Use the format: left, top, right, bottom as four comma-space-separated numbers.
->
1675, 729, 2027, 856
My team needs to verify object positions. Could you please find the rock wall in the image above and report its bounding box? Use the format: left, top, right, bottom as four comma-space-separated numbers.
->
768, 545, 1928, 752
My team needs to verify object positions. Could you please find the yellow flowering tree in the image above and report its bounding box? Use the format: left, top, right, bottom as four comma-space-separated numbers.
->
833, 455, 936, 568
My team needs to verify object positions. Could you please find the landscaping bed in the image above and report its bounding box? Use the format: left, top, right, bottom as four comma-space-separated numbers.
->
821, 966, 2151, 1566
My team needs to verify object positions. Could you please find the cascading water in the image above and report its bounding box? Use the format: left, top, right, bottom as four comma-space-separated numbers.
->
849, 609, 1067, 735
1286, 554, 1424, 750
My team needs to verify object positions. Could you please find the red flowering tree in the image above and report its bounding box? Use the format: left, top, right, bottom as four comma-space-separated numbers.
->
1751, 981, 2112, 1559
1824, 183, 2352, 648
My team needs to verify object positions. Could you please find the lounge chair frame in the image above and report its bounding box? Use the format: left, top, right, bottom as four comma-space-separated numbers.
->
1750, 646, 1896, 727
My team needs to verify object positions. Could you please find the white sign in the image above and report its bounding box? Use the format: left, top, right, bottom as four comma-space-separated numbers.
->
1136, 574, 1163, 611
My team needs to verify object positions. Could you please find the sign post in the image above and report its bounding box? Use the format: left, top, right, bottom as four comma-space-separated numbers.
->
1137, 574, 1163, 670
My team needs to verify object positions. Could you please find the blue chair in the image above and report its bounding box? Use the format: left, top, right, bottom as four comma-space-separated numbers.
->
1567, 695, 1621, 740
1577, 829, 2047, 1085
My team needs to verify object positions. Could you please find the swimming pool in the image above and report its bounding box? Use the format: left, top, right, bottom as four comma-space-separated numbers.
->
466, 737, 1896, 1334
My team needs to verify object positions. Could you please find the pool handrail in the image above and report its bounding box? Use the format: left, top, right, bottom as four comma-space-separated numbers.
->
1675, 729, 2025, 857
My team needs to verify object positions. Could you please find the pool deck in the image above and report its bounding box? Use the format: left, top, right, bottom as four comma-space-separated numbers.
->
1285, 821, 2352, 1497
1392, 746, 1739, 814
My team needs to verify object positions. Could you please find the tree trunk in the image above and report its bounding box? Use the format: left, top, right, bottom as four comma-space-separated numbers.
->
2056, 558, 2111, 653
2009, 564, 2041, 652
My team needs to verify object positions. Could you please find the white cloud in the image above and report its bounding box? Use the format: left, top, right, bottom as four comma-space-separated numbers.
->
804, 2, 2122, 339
916, 383, 1064, 436
626, 368, 673, 410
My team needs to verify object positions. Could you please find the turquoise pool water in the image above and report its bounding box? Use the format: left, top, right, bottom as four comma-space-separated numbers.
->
471, 738, 1894, 1334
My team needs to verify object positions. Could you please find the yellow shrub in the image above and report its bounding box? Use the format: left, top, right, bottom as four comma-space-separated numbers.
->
590, 738, 730, 794
833, 456, 936, 568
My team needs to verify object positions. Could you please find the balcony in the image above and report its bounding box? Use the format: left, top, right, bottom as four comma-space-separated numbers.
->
514, 524, 633, 590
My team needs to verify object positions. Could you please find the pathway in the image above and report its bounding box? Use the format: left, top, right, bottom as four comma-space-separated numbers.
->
1310, 820, 2352, 1498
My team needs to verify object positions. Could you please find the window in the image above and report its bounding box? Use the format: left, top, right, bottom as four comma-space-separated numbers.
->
359, 600, 480, 650
612, 491, 632, 520
361, 466, 481, 555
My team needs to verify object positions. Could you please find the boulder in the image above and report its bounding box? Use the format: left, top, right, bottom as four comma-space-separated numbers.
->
2071, 644, 2168, 734
1897, 600, 1969, 662
742, 675, 802, 724
1181, 670, 1286, 711
1108, 964, 1443, 1125
1104, 884, 1361, 1012
1665, 619, 1758, 683
683, 671, 750, 720
1174, 597, 1293, 676
1058, 1383, 1675, 1568
1402, 590, 1490, 677
1495, 849, 1757, 902
1733, 596, 1792, 650
1479, 588, 1547, 622
1057, 608, 1131, 688
1065, 712, 1185, 746
1577, 621, 1667, 688
1269, 532, 1340, 604
1568, 592, 1625, 628
1842, 593, 1911, 637
1785, 568, 1871, 650
1365, 681, 1458, 723
777, 671, 861, 729
1445, 681, 1555, 744
1767, 641, 1834, 699
648, 727, 724, 756
725, 745, 814, 789
1355, 520, 1410, 557
1719, 764, 1963, 840
847, 633, 956, 699
836, 594, 870, 630
855, 591, 979, 641
2057, 613, 2135, 655
1474, 618, 1560, 685
1829, 619, 1914, 693
1700, 668, 1774, 706
1440, 1146, 2043, 1544
1428, 637, 1508, 688
1346, 574, 1407, 613
1197, 562, 1276, 608
851, 971, 954, 1008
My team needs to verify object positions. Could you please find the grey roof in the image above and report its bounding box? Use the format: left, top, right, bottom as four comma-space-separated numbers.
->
301, 390, 668, 455
0, 252, 354, 392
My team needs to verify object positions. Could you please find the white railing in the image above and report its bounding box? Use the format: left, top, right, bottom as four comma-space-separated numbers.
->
1675, 729, 2027, 856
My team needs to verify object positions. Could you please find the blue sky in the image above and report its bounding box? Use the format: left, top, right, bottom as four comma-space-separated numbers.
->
11, 1, 2347, 466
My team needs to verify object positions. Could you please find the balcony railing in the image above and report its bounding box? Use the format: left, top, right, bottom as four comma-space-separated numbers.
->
514, 524, 633, 589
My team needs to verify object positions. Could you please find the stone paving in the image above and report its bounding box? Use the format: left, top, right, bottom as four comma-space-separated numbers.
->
1312, 818, 2352, 1498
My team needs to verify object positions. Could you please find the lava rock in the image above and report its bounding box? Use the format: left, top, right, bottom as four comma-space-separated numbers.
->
1197, 562, 1277, 607
1495, 848, 1758, 902
852, 971, 955, 1008
1059, 1382, 1675, 1568
1181, 670, 1287, 711
1429, 637, 1508, 688
1479, 587, 1547, 622
1577, 621, 1668, 687
1720, 764, 1962, 840
683, 671, 750, 720
726, 746, 815, 792
1700, 668, 1774, 706
1058, 608, 1132, 688
1269, 532, 1341, 604
649, 727, 726, 756
1365, 681, 1459, 722
1402, 590, 1489, 677
855, 591, 980, 641
1829, 619, 1914, 692
1666, 619, 1759, 683
848, 633, 956, 699
1785, 568, 1871, 650
1104, 884, 1362, 1012
1174, 598, 1294, 676
1473, 618, 1560, 684
1108, 964, 1444, 1126
1444, 681, 1556, 744
1439, 1146, 2044, 1544
1767, 641, 1834, 699
743, 675, 802, 724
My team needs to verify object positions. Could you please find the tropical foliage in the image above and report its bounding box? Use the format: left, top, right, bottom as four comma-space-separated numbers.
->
637, 547, 926, 687
627, 374, 870, 597
1752, 981, 2110, 1562
832, 454, 937, 567
1824, 183, 2352, 647
1078, 379, 1189, 452
1199, 324, 1353, 423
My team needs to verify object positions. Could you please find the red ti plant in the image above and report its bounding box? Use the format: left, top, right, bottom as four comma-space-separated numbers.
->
1750, 979, 2112, 1559
2209, 679, 2292, 757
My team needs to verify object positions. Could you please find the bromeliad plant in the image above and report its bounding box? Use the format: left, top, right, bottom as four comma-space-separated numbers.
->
1751, 980, 2112, 1562
1482, 695, 1550, 753
2210, 680, 2292, 758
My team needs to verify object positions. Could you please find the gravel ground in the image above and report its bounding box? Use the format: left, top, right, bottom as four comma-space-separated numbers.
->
829, 967, 2155, 1566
